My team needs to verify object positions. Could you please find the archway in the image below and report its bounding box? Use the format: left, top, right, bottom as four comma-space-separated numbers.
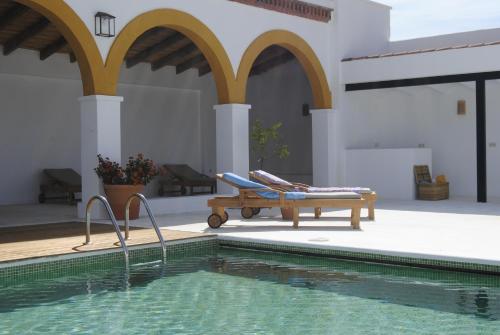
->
0, 0, 104, 219
15, 0, 105, 95
236, 30, 332, 109
237, 30, 332, 185
101, 9, 239, 203
105, 9, 237, 103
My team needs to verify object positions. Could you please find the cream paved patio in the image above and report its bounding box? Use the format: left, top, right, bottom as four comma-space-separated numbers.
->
1, 199, 499, 267
131, 198, 500, 267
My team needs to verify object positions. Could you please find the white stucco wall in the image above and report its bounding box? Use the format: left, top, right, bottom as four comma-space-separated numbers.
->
198, 59, 315, 184
197, 73, 218, 177
343, 83, 500, 198
0, 42, 316, 203
119, 83, 202, 198
0, 49, 209, 204
0, 50, 82, 205
247, 59, 314, 184
326, 0, 392, 186
342, 44, 500, 85
333, 0, 390, 60
486, 81, 500, 198
0, 73, 81, 205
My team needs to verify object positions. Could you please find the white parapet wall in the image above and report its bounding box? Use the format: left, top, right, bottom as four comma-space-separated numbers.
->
138, 195, 215, 217
345, 148, 432, 200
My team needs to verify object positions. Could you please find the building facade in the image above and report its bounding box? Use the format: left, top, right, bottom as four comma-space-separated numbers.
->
0, 0, 498, 218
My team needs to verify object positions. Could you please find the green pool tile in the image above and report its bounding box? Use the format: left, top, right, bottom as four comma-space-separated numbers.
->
0, 238, 218, 285
219, 239, 500, 275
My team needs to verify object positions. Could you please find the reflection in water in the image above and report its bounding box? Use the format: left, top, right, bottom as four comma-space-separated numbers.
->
475, 290, 490, 318
0, 249, 500, 324
207, 254, 500, 321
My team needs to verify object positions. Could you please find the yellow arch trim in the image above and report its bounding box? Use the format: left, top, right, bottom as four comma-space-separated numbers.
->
236, 30, 332, 109
105, 9, 237, 103
16, 0, 106, 95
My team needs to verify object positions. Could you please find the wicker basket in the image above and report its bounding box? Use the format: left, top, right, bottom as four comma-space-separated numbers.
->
414, 165, 450, 201
417, 182, 449, 200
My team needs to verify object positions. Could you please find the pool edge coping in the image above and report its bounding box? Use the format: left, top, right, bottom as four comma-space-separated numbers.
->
218, 237, 500, 275
1, 234, 499, 276
0, 236, 217, 269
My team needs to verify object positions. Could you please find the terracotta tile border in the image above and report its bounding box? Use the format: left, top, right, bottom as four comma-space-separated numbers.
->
229, 0, 332, 22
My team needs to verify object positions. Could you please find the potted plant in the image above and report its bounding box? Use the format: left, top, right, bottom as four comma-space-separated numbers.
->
95, 153, 158, 220
250, 119, 292, 220
251, 119, 290, 170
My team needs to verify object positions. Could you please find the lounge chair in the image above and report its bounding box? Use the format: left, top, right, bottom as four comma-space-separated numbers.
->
207, 173, 364, 230
249, 170, 377, 220
39, 169, 82, 204
158, 164, 216, 196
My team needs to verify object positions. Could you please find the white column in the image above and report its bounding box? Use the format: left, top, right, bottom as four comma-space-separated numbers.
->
214, 104, 251, 194
311, 109, 336, 187
78, 95, 124, 218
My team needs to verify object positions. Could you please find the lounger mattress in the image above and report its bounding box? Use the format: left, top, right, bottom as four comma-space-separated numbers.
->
307, 187, 372, 194
303, 192, 361, 199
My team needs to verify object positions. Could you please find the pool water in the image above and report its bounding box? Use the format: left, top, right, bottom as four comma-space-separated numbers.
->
0, 248, 499, 335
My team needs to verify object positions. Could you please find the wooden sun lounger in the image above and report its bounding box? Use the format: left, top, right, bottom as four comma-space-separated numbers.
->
249, 171, 377, 220
39, 168, 82, 204
207, 174, 364, 230
159, 164, 216, 196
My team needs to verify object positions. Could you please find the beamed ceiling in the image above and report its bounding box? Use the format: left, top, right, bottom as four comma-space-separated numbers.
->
0, 0, 295, 77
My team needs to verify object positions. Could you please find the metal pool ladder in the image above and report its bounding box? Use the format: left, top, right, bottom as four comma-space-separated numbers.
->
84, 195, 129, 267
124, 193, 167, 263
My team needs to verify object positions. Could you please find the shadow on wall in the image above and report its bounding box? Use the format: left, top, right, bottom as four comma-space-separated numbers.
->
247, 58, 313, 184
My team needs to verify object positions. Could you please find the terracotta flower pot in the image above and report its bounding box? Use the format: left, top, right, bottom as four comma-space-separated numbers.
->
281, 207, 293, 221
103, 184, 145, 220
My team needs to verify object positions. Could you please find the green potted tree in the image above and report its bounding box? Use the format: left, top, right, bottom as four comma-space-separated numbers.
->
95, 154, 158, 220
251, 119, 290, 170
250, 119, 292, 220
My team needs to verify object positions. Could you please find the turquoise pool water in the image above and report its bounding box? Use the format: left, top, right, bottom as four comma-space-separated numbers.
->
0, 248, 499, 334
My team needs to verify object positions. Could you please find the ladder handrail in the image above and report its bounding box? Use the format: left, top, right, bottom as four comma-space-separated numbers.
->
84, 195, 129, 267
125, 193, 166, 262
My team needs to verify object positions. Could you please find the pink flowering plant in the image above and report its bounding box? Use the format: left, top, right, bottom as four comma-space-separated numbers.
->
125, 153, 158, 185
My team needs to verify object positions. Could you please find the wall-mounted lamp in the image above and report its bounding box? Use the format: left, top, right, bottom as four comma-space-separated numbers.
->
95, 12, 116, 37
457, 100, 466, 115
302, 103, 310, 117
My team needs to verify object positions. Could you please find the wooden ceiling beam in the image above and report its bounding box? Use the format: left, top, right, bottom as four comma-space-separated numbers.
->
253, 47, 289, 68
151, 43, 198, 71
176, 53, 205, 74
39, 37, 66, 60
3, 17, 50, 55
198, 62, 211, 77
0, 4, 29, 31
250, 52, 295, 76
126, 32, 185, 68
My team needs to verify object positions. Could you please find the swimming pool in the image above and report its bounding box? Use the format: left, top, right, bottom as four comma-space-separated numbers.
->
0, 248, 499, 334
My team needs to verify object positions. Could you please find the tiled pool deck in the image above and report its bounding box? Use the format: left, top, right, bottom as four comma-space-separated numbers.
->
0, 222, 214, 266
0, 199, 499, 274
